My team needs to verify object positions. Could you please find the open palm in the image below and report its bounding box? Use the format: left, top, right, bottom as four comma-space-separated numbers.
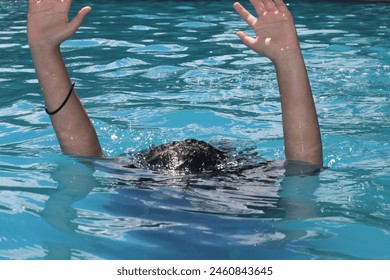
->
234, 0, 299, 62
27, 0, 90, 49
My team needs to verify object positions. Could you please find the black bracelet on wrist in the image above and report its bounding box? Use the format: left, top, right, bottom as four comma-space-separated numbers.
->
45, 82, 75, 115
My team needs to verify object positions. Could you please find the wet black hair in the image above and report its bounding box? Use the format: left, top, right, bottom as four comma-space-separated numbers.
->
128, 139, 228, 173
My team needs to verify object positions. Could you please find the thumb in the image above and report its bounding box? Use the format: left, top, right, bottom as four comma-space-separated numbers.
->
68, 6, 92, 35
236, 31, 256, 50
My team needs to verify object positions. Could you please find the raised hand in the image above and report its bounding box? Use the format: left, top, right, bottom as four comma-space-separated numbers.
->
234, 0, 323, 167
234, 0, 299, 62
27, 0, 91, 49
27, 0, 103, 157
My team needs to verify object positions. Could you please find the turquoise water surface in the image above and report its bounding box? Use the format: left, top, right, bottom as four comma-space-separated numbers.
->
0, 0, 389, 259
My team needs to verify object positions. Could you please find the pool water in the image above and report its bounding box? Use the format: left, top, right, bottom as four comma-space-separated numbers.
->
0, 0, 389, 259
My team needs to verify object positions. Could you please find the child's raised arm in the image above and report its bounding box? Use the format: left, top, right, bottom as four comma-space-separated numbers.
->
27, 0, 103, 157
234, 0, 323, 167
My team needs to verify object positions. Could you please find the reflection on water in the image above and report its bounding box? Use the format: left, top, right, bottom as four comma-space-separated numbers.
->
4, 152, 387, 260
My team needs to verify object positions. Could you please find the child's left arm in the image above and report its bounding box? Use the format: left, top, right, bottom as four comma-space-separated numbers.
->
234, 0, 323, 167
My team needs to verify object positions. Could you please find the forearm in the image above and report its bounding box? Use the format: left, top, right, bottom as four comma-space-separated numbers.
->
233, 0, 322, 168
31, 46, 103, 157
274, 49, 322, 165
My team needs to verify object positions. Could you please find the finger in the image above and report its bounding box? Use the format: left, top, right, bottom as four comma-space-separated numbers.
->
261, 0, 277, 12
249, 0, 267, 16
236, 31, 257, 49
67, 6, 91, 34
233, 2, 257, 28
273, 0, 289, 12
28, 0, 43, 8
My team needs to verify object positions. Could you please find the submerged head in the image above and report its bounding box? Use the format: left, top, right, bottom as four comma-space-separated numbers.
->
135, 139, 228, 173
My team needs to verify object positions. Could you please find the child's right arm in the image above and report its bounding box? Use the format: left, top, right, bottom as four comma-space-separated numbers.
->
234, 0, 323, 167
27, 0, 103, 157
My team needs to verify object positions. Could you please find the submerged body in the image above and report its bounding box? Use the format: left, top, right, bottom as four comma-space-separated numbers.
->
122, 139, 321, 176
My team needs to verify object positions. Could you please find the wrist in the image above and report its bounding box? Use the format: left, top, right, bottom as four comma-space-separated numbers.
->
272, 46, 303, 67
29, 43, 62, 63
29, 42, 60, 53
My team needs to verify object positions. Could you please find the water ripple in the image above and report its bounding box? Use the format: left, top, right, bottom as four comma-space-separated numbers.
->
77, 58, 149, 74
128, 44, 188, 53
